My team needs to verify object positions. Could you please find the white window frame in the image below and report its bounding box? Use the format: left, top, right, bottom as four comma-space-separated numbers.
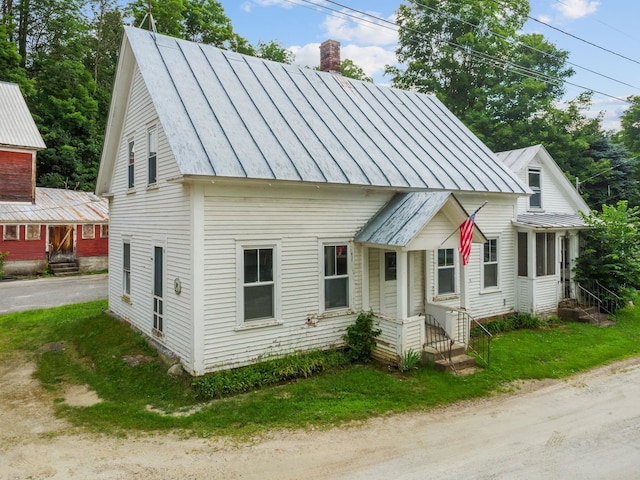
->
123, 239, 131, 299
26, 224, 40, 241
436, 248, 457, 297
481, 237, 500, 291
536, 232, 556, 277
528, 168, 542, 210
3, 224, 19, 241
236, 240, 281, 327
82, 224, 95, 239
147, 125, 158, 186
319, 240, 352, 314
127, 137, 135, 190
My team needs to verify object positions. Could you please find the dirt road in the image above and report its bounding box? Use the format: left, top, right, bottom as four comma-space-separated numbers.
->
1, 355, 639, 479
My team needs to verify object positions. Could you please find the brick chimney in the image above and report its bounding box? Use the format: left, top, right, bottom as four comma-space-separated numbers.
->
320, 39, 341, 73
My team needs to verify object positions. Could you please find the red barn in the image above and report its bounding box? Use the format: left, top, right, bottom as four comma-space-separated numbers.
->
0, 81, 108, 277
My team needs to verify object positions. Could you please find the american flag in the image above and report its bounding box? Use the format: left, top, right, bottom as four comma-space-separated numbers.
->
458, 214, 476, 266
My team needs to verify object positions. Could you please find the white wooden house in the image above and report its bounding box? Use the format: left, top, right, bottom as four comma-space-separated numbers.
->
96, 28, 586, 375
496, 145, 590, 315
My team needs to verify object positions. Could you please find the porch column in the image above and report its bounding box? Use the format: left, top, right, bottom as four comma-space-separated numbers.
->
396, 250, 408, 319
362, 246, 370, 310
459, 251, 469, 310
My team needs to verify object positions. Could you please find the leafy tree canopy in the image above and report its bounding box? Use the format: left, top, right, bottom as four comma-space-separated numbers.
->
575, 201, 640, 294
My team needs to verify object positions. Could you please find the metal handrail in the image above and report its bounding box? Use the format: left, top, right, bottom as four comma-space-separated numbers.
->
576, 283, 603, 325
468, 314, 492, 367
594, 281, 624, 317
423, 313, 454, 366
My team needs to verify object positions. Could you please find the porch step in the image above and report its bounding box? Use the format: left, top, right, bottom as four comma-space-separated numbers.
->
434, 353, 477, 372
49, 261, 79, 276
558, 304, 615, 327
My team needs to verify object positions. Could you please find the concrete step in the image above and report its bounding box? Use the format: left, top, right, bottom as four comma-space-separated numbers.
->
49, 262, 79, 276
423, 342, 466, 362
434, 353, 477, 372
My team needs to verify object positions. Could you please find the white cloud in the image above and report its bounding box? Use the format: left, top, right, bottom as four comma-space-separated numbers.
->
552, 0, 600, 19
290, 42, 397, 79
321, 11, 398, 46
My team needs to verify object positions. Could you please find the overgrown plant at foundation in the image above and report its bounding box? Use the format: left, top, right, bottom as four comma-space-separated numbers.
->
471, 313, 548, 336
344, 310, 382, 362
400, 349, 421, 372
192, 350, 349, 400
0, 251, 8, 278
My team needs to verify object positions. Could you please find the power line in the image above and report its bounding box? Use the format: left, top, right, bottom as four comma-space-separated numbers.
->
288, 0, 633, 104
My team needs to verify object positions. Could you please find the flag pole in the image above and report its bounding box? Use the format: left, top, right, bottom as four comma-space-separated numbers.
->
438, 201, 488, 248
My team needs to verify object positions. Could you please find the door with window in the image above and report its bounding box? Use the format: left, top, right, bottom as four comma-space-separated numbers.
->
380, 251, 397, 316
560, 236, 571, 298
153, 246, 164, 334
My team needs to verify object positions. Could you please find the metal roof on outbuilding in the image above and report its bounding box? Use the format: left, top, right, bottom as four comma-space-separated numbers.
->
0, 82, 46, 150
0, 188, 108, 223
107, 27, 529, 195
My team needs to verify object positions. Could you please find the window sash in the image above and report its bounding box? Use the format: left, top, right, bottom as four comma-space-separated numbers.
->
483, 239, 498, 288
26, 224, 40, 240
123, 242, 131, 296
3, 225, 18, 240
529, 169, 541, 208
518, 232, 528, 277
324, 244, 349, 310
437, 248, 455, 295
82, 224, 95, 239
148, 128, 157, 185
243, 247, 275, 321
384, 251, 397, 281
128, 140, 135, 189
535, 232, 556, 276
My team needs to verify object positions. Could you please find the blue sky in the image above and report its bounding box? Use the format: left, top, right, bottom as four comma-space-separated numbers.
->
222, 0, 640, 131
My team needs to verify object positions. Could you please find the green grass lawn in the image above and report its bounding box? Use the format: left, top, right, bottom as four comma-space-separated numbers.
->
2, 299, 640, 437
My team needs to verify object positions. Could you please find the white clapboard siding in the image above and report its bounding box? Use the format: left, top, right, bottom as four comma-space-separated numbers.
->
107, 66, 193, 364
368, 248, 381, 312
200, 186, 391, 372
534, 276, 560, 315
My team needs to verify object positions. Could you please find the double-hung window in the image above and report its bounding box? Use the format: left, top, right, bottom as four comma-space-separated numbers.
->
3, 225, 18, 241
437, 248, 456, 295
127, 139, 135, 189
243, 247, 275, 322
324, 244, 349, 310
528, 168, 542, 209
123, 241, 131, 297
147, 127, 157, 185
483, 238, 499, 289
536, 232, 556, 276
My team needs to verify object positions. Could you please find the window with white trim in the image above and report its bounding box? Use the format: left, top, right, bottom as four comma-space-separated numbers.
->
483, 238, 499, 289
384, 251, 397, 281
147, 126, 157, 185
82, 224, 95, 239
127, 139, 135, 189
528, 168, 541, 209
26, 224, 40, 240
437, 248, 455, 295
324, 244, 349, 310
123, 241, 131, 297
242, 247, 276, 322
3, 225, 18, 241
536, 232, 556, 276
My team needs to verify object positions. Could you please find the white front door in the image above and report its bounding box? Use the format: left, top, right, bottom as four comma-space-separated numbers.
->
380, 250, 397, 316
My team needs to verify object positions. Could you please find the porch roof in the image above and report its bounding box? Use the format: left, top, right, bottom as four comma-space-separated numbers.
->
512, 213, 587, 230
355, 191, 486, 247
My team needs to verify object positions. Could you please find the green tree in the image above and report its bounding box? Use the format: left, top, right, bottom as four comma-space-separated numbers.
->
619, 95, 640, 158
0, 20, 31, 93
340, 58, 372, 82
578, 137, 639, 210
388, 0, 574, 149
127, 0, 253, 53
575, 201, 640, 294
255, 40, 294, 64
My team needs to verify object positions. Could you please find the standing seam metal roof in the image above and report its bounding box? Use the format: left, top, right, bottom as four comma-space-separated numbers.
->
0, 82, 46, 150
0, 188, 108, 223
124, 27, 529, 194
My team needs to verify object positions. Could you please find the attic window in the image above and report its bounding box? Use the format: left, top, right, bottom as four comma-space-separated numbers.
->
528, 168, 541, 209
3, 225, 18, 241
148, 127, 157, 185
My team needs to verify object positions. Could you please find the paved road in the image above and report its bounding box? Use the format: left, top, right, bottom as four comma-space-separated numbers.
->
0, 274, 108, 315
